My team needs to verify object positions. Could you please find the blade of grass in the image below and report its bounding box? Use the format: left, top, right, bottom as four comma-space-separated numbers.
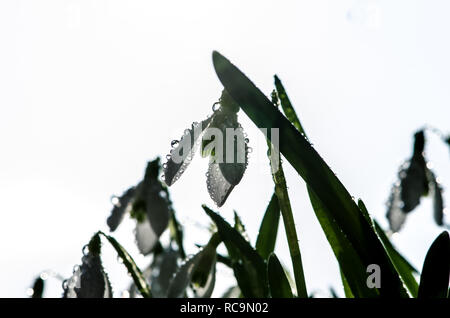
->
418, 231, 450, 298
255, 192, 280, 260
274, 75, 306, 136
268, 254, 294, 298
266, 129, 307, 298
373, 220, 419, 297
274, 75, 377, 297
340, 269, 354, 298
212, 51, 407, 297
98, 231, 152, 298
202, 205, 269, 297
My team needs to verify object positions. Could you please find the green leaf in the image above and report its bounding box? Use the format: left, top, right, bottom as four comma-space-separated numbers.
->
373, 220, 419, 297
274, 75, 306, 136
167, 233, 220, 298
256, 192, 280, 260
202, 205, 269, 297
98, 231, 152, 298
310, 189, 377, 297
212, 51, 407, 297
418, 231, 450, 298
233, 210, 249, 241
266, 138, 307, 298
268, 254, 293, 298
340, 269, 354, 298
169, 211, 186, 259
275, 73, 379, 297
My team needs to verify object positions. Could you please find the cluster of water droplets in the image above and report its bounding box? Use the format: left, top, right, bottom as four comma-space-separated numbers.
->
162, 119, 211, 186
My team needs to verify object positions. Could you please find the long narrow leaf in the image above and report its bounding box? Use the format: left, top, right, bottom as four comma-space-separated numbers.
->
373, 220, 419, 297
212, 51, 407, 297
256, 192, 280, 260
202, 205, 268, 297
276, 73, 379, 297
418, 231, 450, 298
99, 232, 152, 298
268, 254, 293, 298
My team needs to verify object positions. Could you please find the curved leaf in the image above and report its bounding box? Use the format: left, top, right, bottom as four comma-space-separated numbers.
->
256, 192, 280, 260
427, 169, 445, 227
373, 220, 419, 297
63, 235, 112, 298
418, 231, 450, 298
167, 234, 219, 298
203, 205, 269, 297
274, 74, 380, 297
268, 254, 293, 298
99, 232, 152, 298
30, 277, 44, 298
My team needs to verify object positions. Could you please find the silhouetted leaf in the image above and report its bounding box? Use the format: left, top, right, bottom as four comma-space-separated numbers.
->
268, 254, 293, 298
256, 192, 280, 260
63, 234, 112, 298
212, 51, 407, 297
427, 169, 445, 227
400, 131, 428, 212
100, 232, 152, 298
168, 212, 186, 259
233, 211, 249, 241
274, 74, 380, 297
418, 231, 450, 298
274, 75, 306, 136
167, 234, 219, 298
374, 220, 419, 297
203, 205, 269, 297
30, 277, 44, 298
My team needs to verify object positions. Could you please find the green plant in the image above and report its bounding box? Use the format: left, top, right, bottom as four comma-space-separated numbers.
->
30, 52, 449, 298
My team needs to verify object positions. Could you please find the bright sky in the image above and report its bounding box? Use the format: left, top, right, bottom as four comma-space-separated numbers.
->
0, 0, 449, 297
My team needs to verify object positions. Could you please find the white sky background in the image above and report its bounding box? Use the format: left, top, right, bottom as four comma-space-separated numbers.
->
0, 0, 449, 297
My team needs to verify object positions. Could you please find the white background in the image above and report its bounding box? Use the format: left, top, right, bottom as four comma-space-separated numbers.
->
0, 0, 449, 297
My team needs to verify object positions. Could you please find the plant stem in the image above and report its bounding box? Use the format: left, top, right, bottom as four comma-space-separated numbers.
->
267, 140, 308, 298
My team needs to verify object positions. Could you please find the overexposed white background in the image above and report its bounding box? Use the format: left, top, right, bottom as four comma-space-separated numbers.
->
0, 0, 449, 297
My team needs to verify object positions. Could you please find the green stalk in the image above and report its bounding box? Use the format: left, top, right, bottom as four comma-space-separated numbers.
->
266, 108, 307, 298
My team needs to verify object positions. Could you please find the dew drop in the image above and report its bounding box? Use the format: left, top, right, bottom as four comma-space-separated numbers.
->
171, 140, 179, 147
166, 154, 172, 160
26, 288, 34, 296
40, 272, 49, 280
247, 147, 253, 153
110, 196, 119, 206
212, 102, 220, 112
244, 138, 249, 143
117, 256, 124, 264
82, 245, 89, 256
163, 163, 168, 169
